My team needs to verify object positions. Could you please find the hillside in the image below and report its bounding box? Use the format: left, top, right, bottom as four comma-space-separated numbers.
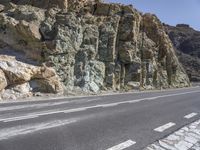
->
165, 24, 200, 81
0, 0, 190, 100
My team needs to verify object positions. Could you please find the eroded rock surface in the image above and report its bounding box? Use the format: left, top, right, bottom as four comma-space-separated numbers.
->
0, 0, 190, 100
0, 49, 63, 100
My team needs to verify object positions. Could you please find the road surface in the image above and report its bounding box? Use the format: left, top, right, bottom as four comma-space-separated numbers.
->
0, 87, 200, 150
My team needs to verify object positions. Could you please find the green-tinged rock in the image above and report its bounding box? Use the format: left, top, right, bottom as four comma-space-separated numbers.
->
0, 0, 190, 99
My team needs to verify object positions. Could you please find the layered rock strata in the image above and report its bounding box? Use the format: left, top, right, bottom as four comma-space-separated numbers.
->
0, 0, 190, 99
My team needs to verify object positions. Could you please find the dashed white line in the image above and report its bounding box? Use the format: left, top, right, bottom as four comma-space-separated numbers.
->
184, 113, 198, 119
154, 122, 176, 132
106, 140, 136, 150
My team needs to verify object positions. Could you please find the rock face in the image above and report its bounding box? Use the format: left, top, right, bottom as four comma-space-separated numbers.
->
165, 24, 200, 82
0, 1, 190, 99
0, 50, 63, 100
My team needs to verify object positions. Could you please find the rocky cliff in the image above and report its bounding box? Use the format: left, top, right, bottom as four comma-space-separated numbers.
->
165, 24, 200, 82
0, 0, 190, 100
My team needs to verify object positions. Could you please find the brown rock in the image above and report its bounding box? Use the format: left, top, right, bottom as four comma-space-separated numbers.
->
0, 69, 7, 91
16, 20, 41, 41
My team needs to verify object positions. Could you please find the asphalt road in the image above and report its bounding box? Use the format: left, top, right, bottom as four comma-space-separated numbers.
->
0, 87, 200, 150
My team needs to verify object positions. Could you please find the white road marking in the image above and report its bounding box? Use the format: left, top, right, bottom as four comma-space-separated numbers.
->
106, 140, 136, 150
0, 90, 199, 123
0, 110, 62, 122
154, 122, 176, 132
184, 113, 198, 119
0, 119, 77, 140
0, 102, 67, 112
147, 97, 158, 100
0, 98, 100, 112
144, 90, 199, 100
3, 115, 39, 122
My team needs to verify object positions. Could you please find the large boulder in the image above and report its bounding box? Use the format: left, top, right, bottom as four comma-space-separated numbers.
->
0, 53, 63, 99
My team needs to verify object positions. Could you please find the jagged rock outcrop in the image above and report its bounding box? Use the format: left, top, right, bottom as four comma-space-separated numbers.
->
0, 0, 190, 99
165, 24, 200, 82
0, 49, 63, 100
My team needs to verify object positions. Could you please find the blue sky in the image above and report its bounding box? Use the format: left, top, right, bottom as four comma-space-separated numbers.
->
106, 0, 200, 31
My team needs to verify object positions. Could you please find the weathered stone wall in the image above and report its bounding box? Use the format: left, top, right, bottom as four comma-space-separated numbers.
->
0, 0, 190, 99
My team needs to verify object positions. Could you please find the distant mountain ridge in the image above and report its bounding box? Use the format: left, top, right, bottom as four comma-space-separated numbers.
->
165, 24, 200, 82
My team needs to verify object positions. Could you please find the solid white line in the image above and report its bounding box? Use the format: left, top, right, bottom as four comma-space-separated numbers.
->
184, 113, 198, 119
154, 122, 176, 132
0, 90, 199, 123
106, 140, 136, 150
